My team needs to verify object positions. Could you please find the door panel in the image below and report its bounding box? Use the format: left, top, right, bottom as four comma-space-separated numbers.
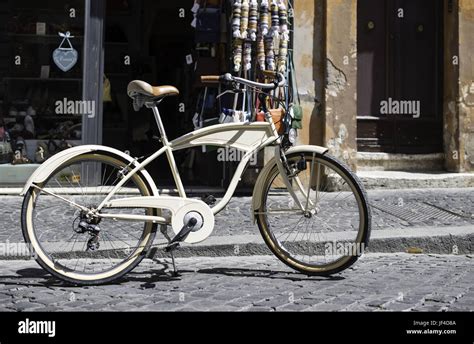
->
357, 0, 388, 119
357, 0, 443, 154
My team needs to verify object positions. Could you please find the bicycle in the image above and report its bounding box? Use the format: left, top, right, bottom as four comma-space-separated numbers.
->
20, 73, 371, 285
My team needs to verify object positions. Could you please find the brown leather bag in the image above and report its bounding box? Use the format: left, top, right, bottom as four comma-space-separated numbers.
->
269, 108, 285, 135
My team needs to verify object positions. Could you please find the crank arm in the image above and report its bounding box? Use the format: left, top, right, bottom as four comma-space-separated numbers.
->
165, 217, 198, 252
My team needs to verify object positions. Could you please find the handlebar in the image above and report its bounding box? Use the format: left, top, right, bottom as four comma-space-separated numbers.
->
201, 72, 286, 90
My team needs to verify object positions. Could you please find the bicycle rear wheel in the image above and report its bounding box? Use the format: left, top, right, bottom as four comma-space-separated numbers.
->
21, 151, 158, 285
256, 151, 371, 276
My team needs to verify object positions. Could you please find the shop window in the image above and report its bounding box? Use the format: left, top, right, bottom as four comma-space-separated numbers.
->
102, 0, 227, 187
0, 0, 84, 185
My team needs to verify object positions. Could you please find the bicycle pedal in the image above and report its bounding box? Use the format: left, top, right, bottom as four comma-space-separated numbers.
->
201, 194, 216, 206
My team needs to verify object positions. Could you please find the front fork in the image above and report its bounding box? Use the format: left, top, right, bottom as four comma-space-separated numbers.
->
274, 145, 315, 212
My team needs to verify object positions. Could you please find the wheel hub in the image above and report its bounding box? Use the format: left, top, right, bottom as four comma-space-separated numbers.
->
304, 207, 320, 218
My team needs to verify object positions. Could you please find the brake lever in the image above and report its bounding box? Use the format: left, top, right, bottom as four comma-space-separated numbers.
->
216, 89, 244, 99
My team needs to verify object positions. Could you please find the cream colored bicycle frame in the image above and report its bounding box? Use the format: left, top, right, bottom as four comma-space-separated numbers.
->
95, 104, 286, 218
22, 102, 320, 230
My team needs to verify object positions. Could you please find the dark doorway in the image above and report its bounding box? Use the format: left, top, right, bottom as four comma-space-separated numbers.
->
357, 0, 444, 154
102, 0, 226, 188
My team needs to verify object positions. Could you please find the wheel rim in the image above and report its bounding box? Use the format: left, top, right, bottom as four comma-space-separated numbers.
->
25, 153, 155, 281
258, 153, 367, 271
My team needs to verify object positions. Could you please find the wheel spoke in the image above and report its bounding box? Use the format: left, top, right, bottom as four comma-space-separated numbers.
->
304, 153, 316, 211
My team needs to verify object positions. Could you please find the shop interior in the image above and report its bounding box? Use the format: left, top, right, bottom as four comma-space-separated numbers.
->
102, 0, 232, 188
0, 0, 295, 190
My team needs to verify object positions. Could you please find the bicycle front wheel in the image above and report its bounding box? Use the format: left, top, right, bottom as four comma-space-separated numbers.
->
256, 151, 371, 276
21, 150, 158, 285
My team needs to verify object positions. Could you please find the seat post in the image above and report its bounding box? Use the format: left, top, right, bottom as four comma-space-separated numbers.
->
148, 102, 169, 145
147, 101, 187, 198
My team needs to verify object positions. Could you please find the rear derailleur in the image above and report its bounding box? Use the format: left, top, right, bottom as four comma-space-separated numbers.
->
75, 211, 101, 252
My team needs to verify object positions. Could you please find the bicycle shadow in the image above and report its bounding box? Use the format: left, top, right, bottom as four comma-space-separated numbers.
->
118, 261, 193, 289
3, 262, 182, 289
196, 267, 345, 282
0, 268, 63, 287
3, 262, 344, 288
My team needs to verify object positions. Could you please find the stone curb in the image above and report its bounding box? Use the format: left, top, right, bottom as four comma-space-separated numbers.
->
358, 171, 474, 189
1, 226, 472, 260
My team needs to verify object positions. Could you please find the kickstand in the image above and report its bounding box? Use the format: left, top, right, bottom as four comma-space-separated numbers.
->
160, 225, 179, 277
169, 250, 179, 277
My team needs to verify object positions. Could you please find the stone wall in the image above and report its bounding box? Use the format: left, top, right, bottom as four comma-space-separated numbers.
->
459, 0, 474, 171
445, 0, 474, 172
294, 0, 358, 170
444, 0, 461, 172
324, 0, 358, 170
293, 0, 325, 148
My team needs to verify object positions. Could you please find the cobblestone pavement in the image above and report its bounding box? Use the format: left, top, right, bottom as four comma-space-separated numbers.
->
0, 188, 473, 243
0, 253, 472, 311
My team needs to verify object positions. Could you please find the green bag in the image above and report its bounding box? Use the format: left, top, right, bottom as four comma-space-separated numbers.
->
291, 104, 303, 130
289, 54, 303, 130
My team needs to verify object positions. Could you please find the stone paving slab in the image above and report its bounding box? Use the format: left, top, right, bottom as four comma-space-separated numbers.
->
0, 253, 472, 312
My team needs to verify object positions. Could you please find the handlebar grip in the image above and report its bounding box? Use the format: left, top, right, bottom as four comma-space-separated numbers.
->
200, 75, 221, 84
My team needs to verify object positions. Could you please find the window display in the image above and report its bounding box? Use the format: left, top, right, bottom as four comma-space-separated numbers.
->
0, 0, 296, 188
0, 0, 84, 181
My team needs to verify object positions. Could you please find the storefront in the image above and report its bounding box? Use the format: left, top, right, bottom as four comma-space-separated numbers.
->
0, 0, 86, 185
0, 0, 297, 189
